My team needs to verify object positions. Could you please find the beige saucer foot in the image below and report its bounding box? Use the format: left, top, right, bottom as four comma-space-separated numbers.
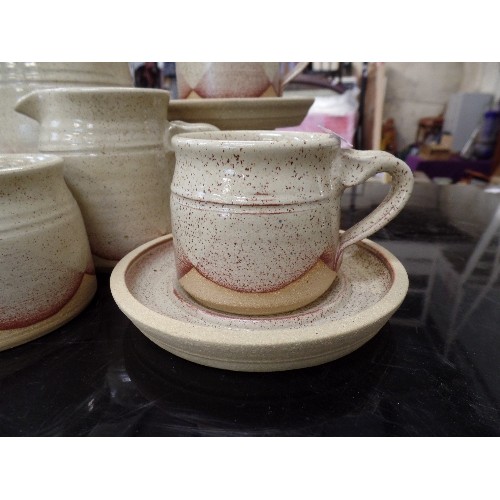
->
179, 260, 337, 316
0, 273, 97, 351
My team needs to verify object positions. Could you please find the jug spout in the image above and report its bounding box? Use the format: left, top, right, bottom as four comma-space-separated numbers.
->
15, 91, 44, 123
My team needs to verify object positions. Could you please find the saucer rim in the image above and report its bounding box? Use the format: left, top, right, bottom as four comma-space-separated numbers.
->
167, 97, 315, 130
110, 234, 408, 351
169, 96, 315, 106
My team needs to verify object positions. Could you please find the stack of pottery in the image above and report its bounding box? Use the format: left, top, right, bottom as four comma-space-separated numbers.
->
0, 62, 132, 350
1, 62, 216, 350
168, 62, 315, 130
107, 65, 415, 372
109, 127, 415, 371
2, 62, 415, 374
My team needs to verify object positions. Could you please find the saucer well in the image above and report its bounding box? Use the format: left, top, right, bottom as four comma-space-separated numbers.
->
110, 235, 408, 372
167, 97, 314, 130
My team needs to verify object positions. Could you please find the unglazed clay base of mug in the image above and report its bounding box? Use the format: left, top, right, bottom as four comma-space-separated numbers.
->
179, 260, 337, 315
0, 273, 96, 351
110, 235, 409, 372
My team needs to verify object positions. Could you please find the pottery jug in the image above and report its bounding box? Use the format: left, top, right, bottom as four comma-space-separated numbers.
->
0, 154, 96, 351
15, 87, 217, 270
0, 62, 133, 153
170, 130, 414, 316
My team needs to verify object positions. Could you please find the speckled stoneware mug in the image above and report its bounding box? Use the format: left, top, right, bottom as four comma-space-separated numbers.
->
176, 62, 308, 99
0, 154, 96, 351
170, 130, 414, 316
15, 87, 217, 270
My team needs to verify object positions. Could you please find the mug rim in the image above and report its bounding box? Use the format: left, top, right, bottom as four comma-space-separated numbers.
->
0, 154, 63, 176
172, 130, 341, 150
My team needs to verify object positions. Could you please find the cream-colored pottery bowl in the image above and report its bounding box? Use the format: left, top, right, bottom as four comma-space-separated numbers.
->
0, 154, 96, 350
0, 62, 133, 153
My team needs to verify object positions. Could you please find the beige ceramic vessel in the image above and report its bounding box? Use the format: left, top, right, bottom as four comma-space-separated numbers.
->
0, 62, 133, 153
110, 234, 409, 372
176, 62, 308, 99
0, 154, 96, 351
15, 87, 217, 270
170, 130, 414, 316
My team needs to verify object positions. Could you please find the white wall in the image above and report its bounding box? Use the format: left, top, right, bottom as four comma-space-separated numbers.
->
382, 62, 500, 152
382, 62, 464, 151
460, 62, 500, 100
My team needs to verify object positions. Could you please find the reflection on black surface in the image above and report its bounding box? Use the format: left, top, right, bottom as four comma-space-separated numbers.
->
1, 182, 500, 436
123, 322, 399, 436
345, 182, 500, 416
0, 287, 108, 436
0, 274, 129, 436
122, 318, 499, 436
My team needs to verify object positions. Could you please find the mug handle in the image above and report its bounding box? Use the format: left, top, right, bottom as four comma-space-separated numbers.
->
333, 149, 414, 270
165, 120, 219, 150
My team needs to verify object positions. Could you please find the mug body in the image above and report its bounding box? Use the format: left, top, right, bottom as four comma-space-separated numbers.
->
176, 62, 281, 99
171, 130, 343, 315
15, 87, 171, 269
0, 154, 96, 350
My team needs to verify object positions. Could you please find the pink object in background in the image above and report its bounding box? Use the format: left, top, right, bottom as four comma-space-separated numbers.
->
281, 113, 357, 146
278, 92, 359, 146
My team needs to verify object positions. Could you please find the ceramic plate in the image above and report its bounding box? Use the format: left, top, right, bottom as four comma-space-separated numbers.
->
167, 97, 315, 130
110, 235, 408, 372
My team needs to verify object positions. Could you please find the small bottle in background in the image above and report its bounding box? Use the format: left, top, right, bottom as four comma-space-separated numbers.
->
473, 104, 500, 160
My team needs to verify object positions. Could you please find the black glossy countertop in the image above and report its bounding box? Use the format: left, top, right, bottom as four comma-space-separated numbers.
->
1, 179, 500, 436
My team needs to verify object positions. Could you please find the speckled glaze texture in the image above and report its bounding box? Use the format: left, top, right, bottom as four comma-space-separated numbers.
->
109, 235, 409, 371
0, 154, 96, 350
0, 62, 133, 153
171, 131, 414, 315
14, 88, 214, 270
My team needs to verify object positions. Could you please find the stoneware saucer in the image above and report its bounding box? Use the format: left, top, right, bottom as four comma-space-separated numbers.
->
167, 97, 314, 130
110, 235, 408, 372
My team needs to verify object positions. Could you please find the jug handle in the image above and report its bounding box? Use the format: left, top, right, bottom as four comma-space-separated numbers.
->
280, 62, 309, 92
165, 120, 219, 151
333, 149, 414, 270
